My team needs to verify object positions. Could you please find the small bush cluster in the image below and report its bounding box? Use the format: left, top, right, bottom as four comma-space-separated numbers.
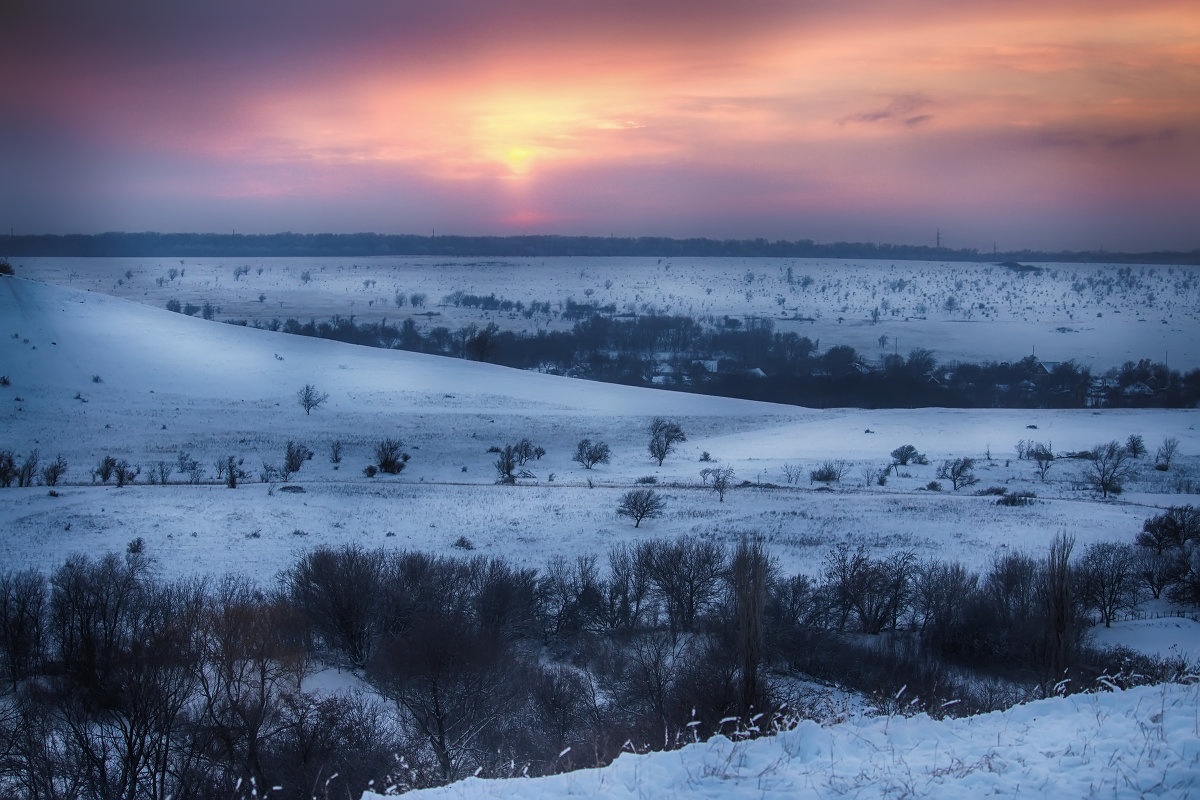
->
373, 438, 410, 474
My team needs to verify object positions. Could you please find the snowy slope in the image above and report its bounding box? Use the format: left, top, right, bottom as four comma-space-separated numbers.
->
368, 683, 1200, 799
3, 275, 1199, 587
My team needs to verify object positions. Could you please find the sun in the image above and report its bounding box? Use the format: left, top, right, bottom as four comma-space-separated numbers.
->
504, 146, 534, 176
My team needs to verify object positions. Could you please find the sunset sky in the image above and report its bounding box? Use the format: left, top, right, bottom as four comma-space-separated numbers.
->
3, 1, 1199, 250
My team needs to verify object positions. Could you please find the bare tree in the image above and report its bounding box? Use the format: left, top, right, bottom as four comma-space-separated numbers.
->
513, 438, 545, 466
617, 488, 666, 528
709, 466, 735, 502
40, 454, 67, 487
637, 536, 726, 630
296, 383, 329, 415
1031, 443, 1054, 481
1084, 440, 1135, 498
937, 457, 979, 490
1125, 433, 1146, 459
368, 613, 521, 785
890, 444, 926, 466
729, 539, 771, 715
15, 449, 38, 488
823, 544, 914, 634
0, 568, 47, 689
572, 439, 611, 470
1156, 436, 1180, 470
647, 418, 686, 466
1042, 532, 1077, 682
1136, 505, 1200, 554
1075, 542, 1141, 627
494, 444, 517, 484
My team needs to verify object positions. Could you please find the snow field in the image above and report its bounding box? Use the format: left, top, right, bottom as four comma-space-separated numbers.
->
13, 256, 1200, 370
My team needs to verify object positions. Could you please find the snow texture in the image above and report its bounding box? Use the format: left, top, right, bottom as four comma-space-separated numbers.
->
369, 683, 1200, 800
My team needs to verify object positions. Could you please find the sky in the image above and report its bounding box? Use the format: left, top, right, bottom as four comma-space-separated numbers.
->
2, 1, 1199, 251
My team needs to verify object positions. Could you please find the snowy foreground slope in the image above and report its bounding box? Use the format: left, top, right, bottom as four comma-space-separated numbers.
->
371, 683, 1200, 800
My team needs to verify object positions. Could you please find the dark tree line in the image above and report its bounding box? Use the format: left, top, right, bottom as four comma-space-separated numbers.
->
244, 311, 1200, 408
2, 530, 1187, 798
10, 232, 1200, 262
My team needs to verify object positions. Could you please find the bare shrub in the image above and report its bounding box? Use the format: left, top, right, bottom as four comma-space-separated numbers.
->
1156, 436, 1180, 470
40, 454, 67, 487
283, 441, 313, 478
93, 455, 118, 484
16, 450, 38, 487
375, 438, 410, 474
810, 460, 848, 484
112, 460, 140, 487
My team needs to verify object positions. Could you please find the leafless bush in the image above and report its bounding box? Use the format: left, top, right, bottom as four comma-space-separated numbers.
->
283, 440, 314, 478
112, 460, 140, 487
375, 438, 410, 474
1156, 436, 1180, 470
40, 454, 67, 487
810, 460, 849, 484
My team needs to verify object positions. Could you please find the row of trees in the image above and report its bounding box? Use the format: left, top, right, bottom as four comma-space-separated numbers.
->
247, 312, 1200, 408
4, 525, 1187, 798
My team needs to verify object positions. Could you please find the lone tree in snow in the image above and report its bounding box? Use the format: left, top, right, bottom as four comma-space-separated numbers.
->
648, 417, 686, 466
617, 488, 666, 527
572, 439, 611, 470
1156, 436, 1180, 470
297, 384, 329, 415
1031, 443, 1055, 482
890, 444, 926, 466
709, 466, 735, 502
1085, 440, 1136, 498
936, 457, 979, 491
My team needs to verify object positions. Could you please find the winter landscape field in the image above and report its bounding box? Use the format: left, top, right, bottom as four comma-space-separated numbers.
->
2, 258, 1199, 797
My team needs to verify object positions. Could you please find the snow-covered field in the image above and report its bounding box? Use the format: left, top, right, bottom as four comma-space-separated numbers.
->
372, 682, 1200, 799
4, 267, 1200, 798
3, 275, 1198, 584
12, 256, 1200, 370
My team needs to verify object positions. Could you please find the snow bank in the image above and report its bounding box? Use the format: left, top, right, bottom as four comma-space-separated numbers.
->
369, 683, 1200, 799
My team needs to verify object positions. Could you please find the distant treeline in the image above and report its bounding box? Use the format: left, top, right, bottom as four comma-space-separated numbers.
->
8, 231, 1200, 263
233, 311, 1200, 409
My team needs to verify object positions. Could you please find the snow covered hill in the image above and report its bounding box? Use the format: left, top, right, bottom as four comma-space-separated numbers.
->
3, 274, 1199, 584
368, 683, 1200, 799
